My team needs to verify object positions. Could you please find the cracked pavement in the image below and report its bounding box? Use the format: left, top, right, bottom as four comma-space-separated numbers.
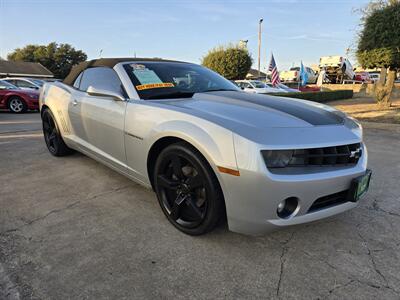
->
0, 112, 399, 299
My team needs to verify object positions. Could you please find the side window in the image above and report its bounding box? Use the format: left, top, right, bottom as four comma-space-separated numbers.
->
79, 67, 123, 95
73, 72, 83, 89
16, 80, 35, 88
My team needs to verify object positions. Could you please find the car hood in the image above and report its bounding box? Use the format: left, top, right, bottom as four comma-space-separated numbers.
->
157, 91, 343, 128
151, 91, 362, 146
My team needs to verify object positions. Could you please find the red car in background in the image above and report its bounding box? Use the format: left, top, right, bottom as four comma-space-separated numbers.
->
0, 80, 39, 113
355, 72, 371, 83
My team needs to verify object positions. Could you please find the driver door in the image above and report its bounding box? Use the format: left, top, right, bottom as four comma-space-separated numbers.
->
69, 67, 127, 170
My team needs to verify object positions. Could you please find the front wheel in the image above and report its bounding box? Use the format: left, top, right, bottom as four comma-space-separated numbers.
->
42, 109, 73, 156
154, 142, 225, 235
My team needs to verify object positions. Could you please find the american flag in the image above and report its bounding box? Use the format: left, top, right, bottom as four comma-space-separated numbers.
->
268, 53, 280, 86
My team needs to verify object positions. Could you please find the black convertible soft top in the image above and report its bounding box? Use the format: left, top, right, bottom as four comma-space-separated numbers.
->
63, 57, 184, 86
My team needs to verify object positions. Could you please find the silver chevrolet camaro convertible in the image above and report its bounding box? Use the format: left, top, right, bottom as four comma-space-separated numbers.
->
40, 58, 371, 236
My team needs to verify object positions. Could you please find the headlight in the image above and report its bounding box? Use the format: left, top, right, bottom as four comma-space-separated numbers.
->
262, 150, 294, 168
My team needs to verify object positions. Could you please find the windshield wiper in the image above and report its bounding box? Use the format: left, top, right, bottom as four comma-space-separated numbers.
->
146, 91, 195, 100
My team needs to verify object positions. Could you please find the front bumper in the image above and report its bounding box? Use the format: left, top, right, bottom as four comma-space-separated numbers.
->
220, 139, 368, 236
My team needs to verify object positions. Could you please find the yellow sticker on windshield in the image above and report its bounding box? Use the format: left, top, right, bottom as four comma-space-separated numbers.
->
136, 83, 174, 90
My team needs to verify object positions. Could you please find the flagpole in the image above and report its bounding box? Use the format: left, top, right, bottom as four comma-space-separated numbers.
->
298, 61, 301, 90
258, 18, 263, 78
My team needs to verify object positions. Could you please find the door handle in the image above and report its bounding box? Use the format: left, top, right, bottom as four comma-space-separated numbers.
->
72, 99, 78, 106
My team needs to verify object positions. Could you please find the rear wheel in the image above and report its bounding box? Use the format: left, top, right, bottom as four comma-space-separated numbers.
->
42, 109, 73, 156
8, 97, 27, 113
154, 142, 225, 235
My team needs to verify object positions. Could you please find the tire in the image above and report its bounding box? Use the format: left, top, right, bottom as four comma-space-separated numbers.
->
41, 108, 73, 156
153, 142, 225, 235
8, 97, 27, 113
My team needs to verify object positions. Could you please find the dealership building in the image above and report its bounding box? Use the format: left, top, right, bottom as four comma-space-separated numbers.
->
0, 60, 53, 79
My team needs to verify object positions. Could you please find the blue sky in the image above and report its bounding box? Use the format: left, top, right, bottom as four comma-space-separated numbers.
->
0, 0, 369, 71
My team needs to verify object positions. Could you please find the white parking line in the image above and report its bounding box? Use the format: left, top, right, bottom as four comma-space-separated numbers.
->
0, 121, 41, 125
0, 132, 42, 139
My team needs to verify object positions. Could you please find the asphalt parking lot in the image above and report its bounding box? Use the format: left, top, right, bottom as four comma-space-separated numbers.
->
0, 112, 399, 299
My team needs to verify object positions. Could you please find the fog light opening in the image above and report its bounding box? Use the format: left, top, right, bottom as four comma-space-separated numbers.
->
277, 197, 299, 219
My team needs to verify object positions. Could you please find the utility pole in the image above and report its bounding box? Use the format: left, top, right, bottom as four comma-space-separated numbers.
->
99, 49, 103, 58
258, 18, 263, 78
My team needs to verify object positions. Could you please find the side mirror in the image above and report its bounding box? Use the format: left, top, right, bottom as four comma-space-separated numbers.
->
87, 86, 125, 101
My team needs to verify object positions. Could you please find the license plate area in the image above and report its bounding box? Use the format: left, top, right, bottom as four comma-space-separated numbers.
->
347, 169, 372, 202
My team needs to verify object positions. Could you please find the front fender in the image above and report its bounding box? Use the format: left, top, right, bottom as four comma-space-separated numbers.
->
148, 120, 237, 172
124, 102, 238, 191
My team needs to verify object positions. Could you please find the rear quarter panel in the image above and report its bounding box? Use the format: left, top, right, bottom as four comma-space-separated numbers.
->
40, 83, 74, 141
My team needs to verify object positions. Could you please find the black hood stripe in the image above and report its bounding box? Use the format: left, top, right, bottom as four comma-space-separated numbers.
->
206, 91, 343, 126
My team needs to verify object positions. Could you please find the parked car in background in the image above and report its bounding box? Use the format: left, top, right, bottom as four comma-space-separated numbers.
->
355, 72, 371, 83
369, 73, 380, 83
2, 77, 44, 90
0, 80, 39, 113
39, 58, 370, 236
264, 82, 295, 93
275, 83, 300, 93
236, 80, 284, 93
319, 56, 355, 83
280, 67, 317, 84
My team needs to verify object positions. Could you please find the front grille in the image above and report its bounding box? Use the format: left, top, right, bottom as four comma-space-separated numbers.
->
288, 143, 361, 167
308, 190, 349, 213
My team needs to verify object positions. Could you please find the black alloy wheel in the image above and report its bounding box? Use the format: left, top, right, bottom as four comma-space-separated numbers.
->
42, 109, 72, 156
154, 142, 224, 235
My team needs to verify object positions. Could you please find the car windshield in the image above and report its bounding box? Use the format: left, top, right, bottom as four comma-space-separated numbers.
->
0, 80, 19, 90
123, 62, 239, 99
250, 81, 266, 88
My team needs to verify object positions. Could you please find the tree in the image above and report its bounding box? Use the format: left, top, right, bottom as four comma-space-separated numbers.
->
7, 42, 87, 79
356, 0, 400, 107
202, 44, 252, 80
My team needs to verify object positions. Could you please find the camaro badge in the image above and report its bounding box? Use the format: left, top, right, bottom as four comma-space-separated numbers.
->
349, 148, 361, 158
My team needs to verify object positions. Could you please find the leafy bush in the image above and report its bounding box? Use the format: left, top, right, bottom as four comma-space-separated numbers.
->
202, 45, 252, 80
270, 90, 353, 102
356, 0, 400, 108
357, 1, 400, 69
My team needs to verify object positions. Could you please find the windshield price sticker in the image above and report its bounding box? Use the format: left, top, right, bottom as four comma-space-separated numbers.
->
136, 83, 174, 90
132, 68, 163, 85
